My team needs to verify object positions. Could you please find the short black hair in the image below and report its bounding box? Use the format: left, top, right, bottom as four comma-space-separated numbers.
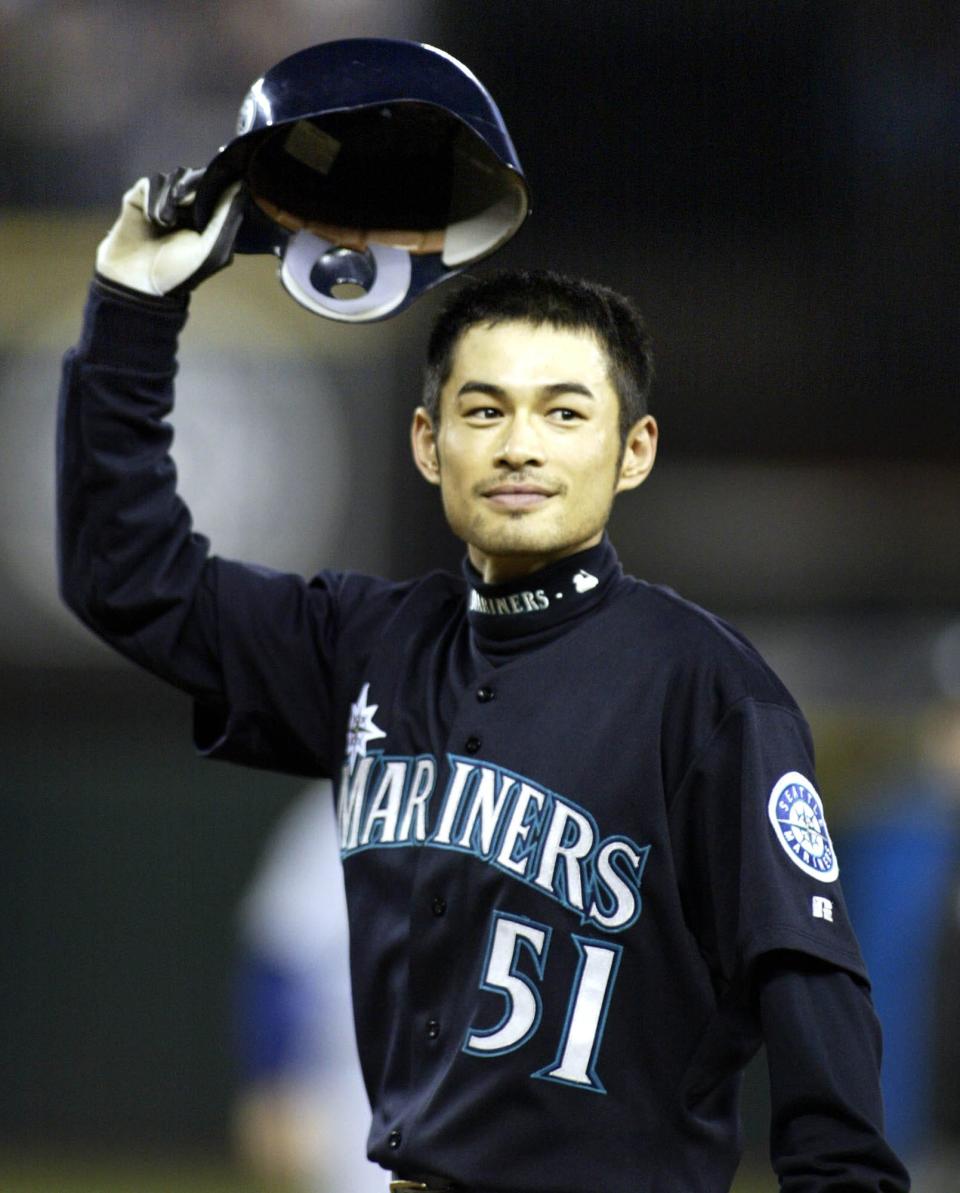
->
422, 269, 654, 442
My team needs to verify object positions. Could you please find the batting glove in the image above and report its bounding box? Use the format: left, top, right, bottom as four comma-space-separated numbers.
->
95, 169, 244, 298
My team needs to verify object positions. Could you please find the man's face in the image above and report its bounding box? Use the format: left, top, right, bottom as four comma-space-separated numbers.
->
411, 320, 657, 582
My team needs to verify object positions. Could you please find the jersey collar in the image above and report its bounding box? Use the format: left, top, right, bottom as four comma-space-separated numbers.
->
463, 535, 621, 654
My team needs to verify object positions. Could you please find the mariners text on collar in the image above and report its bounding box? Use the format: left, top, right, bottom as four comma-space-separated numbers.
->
469, 587, 550, 616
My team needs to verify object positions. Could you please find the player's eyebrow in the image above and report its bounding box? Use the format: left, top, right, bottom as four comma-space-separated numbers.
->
456, 381, 506, 398
543, 382, 595, 399
456, 381, 596, 399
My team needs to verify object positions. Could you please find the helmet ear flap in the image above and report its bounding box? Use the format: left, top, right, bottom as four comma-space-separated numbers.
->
443, 131, 530, 265
187, 38, 530, 322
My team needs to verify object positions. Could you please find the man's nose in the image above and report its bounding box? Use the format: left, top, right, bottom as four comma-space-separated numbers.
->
494, 413, 546, 469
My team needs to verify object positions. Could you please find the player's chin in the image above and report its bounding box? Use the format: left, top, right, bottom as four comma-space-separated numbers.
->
470, 520, 570, 559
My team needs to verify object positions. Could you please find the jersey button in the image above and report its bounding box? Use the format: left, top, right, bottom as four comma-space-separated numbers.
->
426, 1018, 441, 1039
431, 895, 447, 917
465, 736, 481, 754
388, 1129, 402, 1150
477, 685, 494, 702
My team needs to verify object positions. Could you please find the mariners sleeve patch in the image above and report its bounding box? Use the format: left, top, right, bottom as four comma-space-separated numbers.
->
767, 772, 839, 883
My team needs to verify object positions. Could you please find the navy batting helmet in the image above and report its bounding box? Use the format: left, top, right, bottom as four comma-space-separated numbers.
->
187, 38, 530, 322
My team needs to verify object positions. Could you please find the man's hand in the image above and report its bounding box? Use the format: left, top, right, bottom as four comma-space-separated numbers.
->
96, 172, 244, 298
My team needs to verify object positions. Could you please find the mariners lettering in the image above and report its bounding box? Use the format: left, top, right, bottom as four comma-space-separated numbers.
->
469, 588, 550, 616
337, 752, 650, 933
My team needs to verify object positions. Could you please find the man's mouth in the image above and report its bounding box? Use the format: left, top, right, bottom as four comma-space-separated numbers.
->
481, 482, 556, 511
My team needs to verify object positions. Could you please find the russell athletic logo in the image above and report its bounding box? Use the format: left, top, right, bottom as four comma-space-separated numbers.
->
768, 771, 838, 883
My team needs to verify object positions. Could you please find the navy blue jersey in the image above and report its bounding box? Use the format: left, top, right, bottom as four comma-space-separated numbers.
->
57, 282, 910, 1193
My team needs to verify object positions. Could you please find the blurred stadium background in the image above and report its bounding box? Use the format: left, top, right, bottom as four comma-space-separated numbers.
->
1, 2, 957, 1190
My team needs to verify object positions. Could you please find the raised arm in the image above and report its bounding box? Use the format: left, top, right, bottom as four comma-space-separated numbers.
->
56, 180, 364, 781
57, 176, 244, 695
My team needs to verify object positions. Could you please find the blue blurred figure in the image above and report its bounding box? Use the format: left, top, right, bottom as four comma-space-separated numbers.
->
839, 692, 960, 1188
232, 781, 385, 1193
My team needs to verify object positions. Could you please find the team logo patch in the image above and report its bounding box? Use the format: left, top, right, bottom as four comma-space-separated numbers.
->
767, 772, 838, 883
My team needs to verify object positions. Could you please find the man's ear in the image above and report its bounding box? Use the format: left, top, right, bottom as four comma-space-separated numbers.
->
616, 414, 658, 493
411, 407, 441, 485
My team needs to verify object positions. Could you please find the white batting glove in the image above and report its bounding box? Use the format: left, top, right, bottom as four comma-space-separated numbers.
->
96, 173, 244, 298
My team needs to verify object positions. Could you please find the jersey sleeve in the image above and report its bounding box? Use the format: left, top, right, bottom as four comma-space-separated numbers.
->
56, 280, 381, 777
668, 697, 867, 987
189, 559, 347, 776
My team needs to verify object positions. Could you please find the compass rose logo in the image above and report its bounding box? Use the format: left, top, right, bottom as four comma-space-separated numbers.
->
767, 771, 838, 883
345, 682, 386, 771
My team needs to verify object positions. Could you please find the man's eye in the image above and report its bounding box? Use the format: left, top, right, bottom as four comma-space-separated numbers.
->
548, 407, 584, 422
466, 406, 502, 420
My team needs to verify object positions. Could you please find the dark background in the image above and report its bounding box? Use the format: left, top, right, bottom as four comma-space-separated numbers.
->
0, 0, 957, 1176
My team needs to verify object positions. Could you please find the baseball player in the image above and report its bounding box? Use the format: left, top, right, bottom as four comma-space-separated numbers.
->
56, 174, 910, 1191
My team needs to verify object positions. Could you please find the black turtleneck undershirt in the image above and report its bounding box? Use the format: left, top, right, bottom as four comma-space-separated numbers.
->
463, 535, 624, 665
